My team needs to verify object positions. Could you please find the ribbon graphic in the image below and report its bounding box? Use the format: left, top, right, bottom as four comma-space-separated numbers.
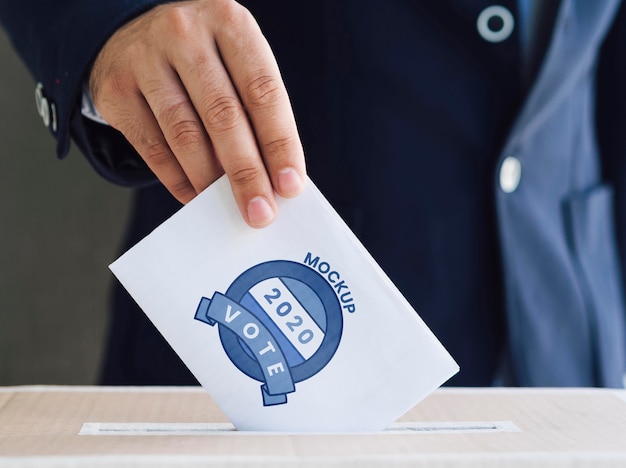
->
195, 292, 295, 405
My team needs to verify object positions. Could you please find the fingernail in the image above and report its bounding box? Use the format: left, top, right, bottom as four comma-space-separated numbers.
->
278, 167, 303, 197
247, 196, 274, 227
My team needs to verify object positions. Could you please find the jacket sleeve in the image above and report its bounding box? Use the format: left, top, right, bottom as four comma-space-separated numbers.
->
0, 0, 173, 187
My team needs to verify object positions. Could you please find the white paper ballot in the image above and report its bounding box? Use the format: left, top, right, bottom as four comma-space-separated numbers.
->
110, 176, 458, 431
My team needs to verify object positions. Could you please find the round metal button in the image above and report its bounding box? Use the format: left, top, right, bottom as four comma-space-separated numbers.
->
35, 83, 50, 128
500, 156, 522, 193
477, 5, 515, 43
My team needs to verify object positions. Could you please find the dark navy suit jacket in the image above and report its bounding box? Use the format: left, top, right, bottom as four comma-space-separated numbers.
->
2, 0, 626, 387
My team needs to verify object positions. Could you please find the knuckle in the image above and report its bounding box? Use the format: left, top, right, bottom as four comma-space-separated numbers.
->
214, 2, 259, 47
262, 135, 295, 156
244, 74, 283, 109
156, 100, 204, 151
169, 119, 204, 151
159, 4, 193, 39
203, 95, 244, 132
169, 178, 196, 202
94, 96, 125, 127
101, 74, 135, 100
230, 165, 264, 185
215, 1, 254, 31
141, 139, 172, 167
91, 42, 133, 101
141, 78, 168, 100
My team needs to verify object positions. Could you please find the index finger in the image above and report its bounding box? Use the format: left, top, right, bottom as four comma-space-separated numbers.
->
166, 4, 278, 227
213, 3, 306, 198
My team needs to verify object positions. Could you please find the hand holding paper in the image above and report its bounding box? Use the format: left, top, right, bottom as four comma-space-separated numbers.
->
89, 1, 305, 227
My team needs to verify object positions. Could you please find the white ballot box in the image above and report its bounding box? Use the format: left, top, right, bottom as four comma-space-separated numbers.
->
1, 386, 625, 467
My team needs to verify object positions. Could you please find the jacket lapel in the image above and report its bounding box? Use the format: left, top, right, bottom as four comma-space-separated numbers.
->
503, 0, 620, 152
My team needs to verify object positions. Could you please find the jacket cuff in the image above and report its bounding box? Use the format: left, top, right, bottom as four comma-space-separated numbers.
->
1, 0, 177, 185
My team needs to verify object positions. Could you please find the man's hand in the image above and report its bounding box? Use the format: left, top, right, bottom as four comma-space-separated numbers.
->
89, 0, 305, 227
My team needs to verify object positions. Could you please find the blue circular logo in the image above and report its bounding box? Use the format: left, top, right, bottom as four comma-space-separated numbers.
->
194, 260, 343, 406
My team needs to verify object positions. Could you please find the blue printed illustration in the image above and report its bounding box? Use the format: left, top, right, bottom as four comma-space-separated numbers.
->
194, 260, 343, 406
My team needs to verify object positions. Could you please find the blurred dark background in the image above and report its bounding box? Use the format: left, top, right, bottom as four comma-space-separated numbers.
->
0, 29, 131, 384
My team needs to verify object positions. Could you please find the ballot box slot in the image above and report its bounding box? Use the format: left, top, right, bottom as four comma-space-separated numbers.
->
79, 421, 521, 436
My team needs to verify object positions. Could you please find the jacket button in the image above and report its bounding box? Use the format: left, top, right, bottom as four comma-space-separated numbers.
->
35, 83, 51, 128
477, 5, 515, 43
50, 103, 57, 133
499, 156, 522, 193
